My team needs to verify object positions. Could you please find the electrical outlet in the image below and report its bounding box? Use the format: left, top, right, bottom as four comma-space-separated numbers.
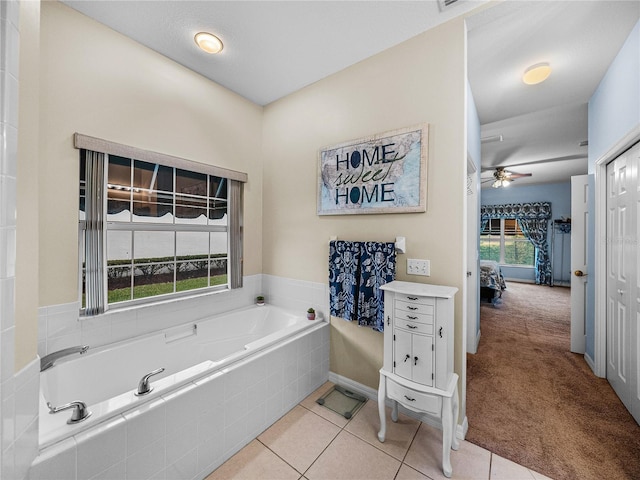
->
407, 258, 430, 276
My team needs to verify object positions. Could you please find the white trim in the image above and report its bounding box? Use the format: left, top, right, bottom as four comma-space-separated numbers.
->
503, 277, 535, 284
74, 133, 248, 183
328, 371, 468, 440
593, 125, 640, 378
474, 329, 481, 353
584, 351, 596, 373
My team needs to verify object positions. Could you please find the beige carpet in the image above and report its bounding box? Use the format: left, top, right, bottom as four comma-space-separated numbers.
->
466, 282, 640, 480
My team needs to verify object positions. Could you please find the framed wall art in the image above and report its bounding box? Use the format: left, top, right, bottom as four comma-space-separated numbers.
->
317, 124, 428, 215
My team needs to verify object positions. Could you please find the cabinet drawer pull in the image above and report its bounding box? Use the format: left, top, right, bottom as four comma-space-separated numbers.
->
407, 324, 418, 329
407, 315, 418, 320
404, 395, 416, 402
407, 306, 418, 310
414, 356, 418, 366
407, 296, 418, 300
439, 327, 443, 338
404, 354, 410, 362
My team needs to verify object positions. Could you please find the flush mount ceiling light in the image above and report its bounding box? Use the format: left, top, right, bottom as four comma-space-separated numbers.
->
194, 32, 223, 54
522, 62, 551, 85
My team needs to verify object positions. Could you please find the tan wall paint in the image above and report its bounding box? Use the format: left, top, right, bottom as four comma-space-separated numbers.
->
262, 19, 467, 391
39, 1, 264, 307
15, 0, 41, 371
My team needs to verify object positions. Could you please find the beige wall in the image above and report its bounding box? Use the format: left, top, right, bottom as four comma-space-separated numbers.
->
38, 1, 264, 307
15, 0, 41, 371
262, 20, 467, 391
33, 0, 469, 415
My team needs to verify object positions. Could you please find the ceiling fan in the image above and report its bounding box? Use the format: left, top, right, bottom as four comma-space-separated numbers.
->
482, 167, 532, 188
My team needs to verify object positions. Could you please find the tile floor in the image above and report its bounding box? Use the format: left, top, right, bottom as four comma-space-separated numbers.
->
205, 382, 553, 480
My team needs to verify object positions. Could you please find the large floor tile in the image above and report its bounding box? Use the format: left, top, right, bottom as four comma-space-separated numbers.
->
305, 430, 401, 480
490, 454, 537, 480
204, 440, 299, 480
345, 400, 420, 461
258, 405, 341, 474
299, 382, 351, 428
404, 425, 491, 480
395, 464, 431, 480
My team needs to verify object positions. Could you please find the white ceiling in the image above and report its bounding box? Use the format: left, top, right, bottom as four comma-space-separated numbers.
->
62, 0, 640, 188
467, 0, 639, 188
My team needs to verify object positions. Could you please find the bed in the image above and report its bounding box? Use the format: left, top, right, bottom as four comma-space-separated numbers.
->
480, 260, 506, 304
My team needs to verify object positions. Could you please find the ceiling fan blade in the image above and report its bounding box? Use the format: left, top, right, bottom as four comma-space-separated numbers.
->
508, 172, 532, 179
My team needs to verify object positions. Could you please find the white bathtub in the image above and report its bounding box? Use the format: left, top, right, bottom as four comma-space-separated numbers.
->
32, 305, 329, 480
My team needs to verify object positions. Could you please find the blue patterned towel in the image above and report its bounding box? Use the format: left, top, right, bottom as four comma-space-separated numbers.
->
358, 242, 395, 331
329, 241, 360, 322
329, 241, 395, 331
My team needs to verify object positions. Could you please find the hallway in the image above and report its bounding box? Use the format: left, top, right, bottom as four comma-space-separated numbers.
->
466, 282, 640, 480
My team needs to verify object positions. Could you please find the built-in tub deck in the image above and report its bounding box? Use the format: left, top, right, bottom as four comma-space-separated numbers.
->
31, 305, 329, 480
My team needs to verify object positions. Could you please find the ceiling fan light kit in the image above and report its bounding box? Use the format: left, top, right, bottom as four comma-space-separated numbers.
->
486, 167, 533, 188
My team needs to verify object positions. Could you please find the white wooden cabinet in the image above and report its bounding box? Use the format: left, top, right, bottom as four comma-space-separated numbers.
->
377, 281, 459, 478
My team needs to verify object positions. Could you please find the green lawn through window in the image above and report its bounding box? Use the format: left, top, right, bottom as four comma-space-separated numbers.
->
108, 274, 228, 304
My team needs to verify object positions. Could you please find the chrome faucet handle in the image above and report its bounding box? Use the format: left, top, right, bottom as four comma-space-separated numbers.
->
135, 367, 165, 396
47, 401, 92, 424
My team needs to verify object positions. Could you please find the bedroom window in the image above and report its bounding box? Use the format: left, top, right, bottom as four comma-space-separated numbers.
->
480, 218, 535, 266
77, 135, 246, 316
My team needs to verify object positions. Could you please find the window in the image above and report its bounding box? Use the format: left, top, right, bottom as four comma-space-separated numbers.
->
480, 218, 535, 266
77, 135, 245, 315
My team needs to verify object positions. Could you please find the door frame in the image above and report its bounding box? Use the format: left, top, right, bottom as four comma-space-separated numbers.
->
593, 125, 640, 378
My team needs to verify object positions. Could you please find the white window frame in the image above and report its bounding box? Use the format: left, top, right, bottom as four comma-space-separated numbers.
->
481, 218, 535, 267
76, 134, 247, 316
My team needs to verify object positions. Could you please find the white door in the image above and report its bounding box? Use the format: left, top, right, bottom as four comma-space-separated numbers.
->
571, 175, 589, 354
606, 142, 640, 424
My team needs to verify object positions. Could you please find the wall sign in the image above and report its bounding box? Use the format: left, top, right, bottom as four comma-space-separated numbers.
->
317, 124, 428, 215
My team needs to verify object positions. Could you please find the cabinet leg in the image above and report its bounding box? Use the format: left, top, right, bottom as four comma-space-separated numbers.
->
391, 400, 399, 423
451, 384, 460, 451
441, 396, 453, 478
377, 375, 386, 443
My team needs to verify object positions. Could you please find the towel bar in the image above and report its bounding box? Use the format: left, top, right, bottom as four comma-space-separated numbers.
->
329, 236, 406, 254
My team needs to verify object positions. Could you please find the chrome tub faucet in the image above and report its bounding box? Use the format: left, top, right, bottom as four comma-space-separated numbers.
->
135, 368, 165, 396
40, 345, 89, 372
47, 400, 92, 424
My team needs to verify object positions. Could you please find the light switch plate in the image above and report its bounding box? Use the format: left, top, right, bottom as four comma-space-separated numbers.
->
407, 258, 430, 276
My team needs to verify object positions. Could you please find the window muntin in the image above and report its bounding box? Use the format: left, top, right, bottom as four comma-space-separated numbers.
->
80, 151, 236, 313
480, 218, 535, 266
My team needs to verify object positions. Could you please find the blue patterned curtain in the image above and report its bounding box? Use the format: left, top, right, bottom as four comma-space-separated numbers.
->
517, 218, 551, 285
329, 241, 395, 332
480, 202, 552, 285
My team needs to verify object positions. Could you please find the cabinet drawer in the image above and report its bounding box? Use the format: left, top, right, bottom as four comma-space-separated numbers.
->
387, 380, 442, 415
394, 309, 434, 325
395, 321, 433, 335
396, 299, 434, 316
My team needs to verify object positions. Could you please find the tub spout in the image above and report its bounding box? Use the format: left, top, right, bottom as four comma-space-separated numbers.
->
135, 367, 165, 396
40, 345, 89, 372
47, 400, 92, 424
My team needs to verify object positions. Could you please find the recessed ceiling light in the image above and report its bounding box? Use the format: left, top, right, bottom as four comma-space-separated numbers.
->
522, 62, 551, 85
194, 32, 223, 54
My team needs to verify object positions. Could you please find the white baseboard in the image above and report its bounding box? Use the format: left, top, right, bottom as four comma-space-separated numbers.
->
467, 329, 481, 355
328, 371, 468, 441
584, 352, 600, 377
